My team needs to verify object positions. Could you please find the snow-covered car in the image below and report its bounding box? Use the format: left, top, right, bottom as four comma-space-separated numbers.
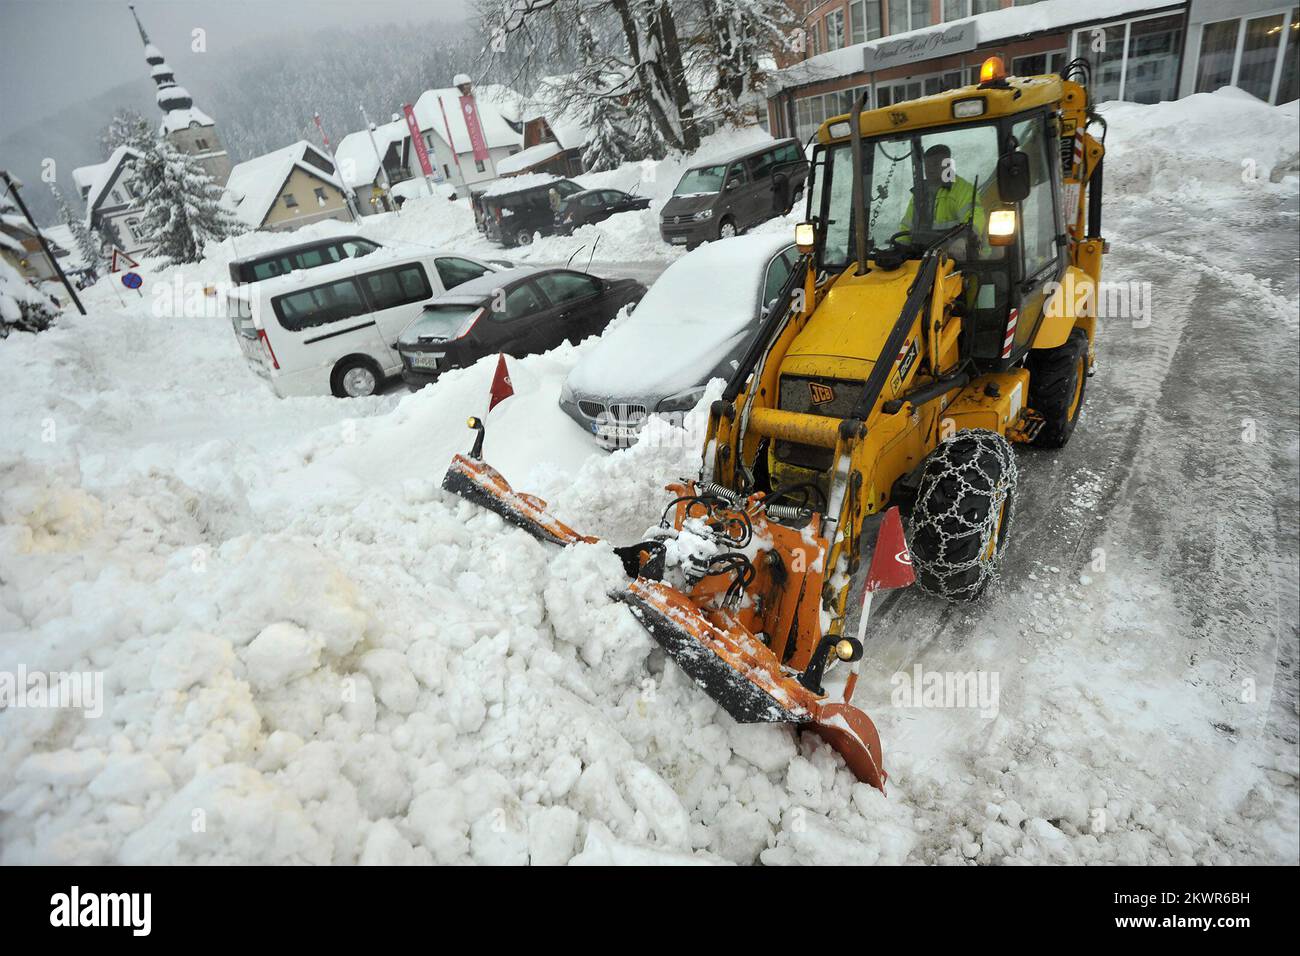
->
554, 188, 651, 235
395, 266, 646, 389
560, 234, 798, 448
227, 249, 509, 398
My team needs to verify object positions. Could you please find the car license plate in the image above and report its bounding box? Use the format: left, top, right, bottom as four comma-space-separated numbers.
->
668, 236, 688, 245
408, 352, 441, 371
594, 422, 640, 443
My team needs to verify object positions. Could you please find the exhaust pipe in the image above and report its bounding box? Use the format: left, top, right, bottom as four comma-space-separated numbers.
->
850, 99, 868, 276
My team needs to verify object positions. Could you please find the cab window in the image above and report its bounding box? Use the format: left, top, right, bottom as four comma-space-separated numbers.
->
1011, 115, 1059, 279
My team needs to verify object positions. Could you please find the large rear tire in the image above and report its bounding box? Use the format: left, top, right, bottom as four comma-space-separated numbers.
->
1027, 328, 1089, 448
908, 430, 1018, 601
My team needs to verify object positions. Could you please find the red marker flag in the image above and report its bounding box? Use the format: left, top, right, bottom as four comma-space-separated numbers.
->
846, 506, 914, 703
864, 506, 915, 593
488, 353, 514, 412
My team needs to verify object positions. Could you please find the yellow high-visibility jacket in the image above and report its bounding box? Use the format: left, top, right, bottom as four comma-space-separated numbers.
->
901, 176, 986, 235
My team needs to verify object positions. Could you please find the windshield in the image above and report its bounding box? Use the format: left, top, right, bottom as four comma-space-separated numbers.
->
674, 165, 727, 196
820, 122, 1003, 269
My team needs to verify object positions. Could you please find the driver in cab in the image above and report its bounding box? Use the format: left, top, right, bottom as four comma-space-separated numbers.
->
900, 144, 986, 237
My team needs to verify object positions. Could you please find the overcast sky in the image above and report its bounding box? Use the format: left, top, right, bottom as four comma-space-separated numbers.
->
0, 0, 471, 137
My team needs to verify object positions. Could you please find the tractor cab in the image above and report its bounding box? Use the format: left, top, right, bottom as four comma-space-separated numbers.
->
804, 57, 1085, 366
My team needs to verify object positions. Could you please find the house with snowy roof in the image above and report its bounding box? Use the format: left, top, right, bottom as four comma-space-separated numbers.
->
224, 140, 353, 232
495, 115, 589, 179
405, 77, 525, 189
0, 193, 61, 282
72, 145, 146, 256
334, 117, 414, 215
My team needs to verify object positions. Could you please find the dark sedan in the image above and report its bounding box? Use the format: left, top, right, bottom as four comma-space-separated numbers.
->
396, 267, 645, 389
554, 189, 651, 234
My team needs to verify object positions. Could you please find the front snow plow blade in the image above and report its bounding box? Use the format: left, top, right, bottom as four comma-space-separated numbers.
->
618, 578, 887, 791
443, 453, 598, 547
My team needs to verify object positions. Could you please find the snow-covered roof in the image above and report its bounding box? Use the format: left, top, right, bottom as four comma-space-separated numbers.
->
225, 141, 344, 228
478, 172, 563, 198
39, 225, 82, 268
769, 0, 1182, 93
496, 142, 564, 177
335, 118, 407, 188
72, 161, 106, 193
80, 144, 142, 226
160, 105, 215, 134
412, 87, 523, 154
550, 122, 589, 151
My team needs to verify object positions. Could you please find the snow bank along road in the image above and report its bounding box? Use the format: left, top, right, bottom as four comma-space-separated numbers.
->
1, 92, 1296, 864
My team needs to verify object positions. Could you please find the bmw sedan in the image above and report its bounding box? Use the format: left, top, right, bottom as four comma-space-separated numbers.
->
560, 234, 799, 448
396, 267, 645, 389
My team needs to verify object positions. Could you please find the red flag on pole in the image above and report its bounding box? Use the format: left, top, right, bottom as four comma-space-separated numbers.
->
488, 353, 514, 412
846, 506, 914, 704
865, 506, 915, 594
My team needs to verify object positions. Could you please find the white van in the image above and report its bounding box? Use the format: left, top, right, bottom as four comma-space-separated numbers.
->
228, 249, 505, 397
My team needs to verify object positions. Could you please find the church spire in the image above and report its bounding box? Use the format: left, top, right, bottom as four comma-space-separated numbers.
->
128, 3, 194, 115
128, 3, 150, 46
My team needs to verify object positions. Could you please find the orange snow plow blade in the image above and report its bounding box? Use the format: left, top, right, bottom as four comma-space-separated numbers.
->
441, 417, 889, 792
618, 579, 887, 791
442, 453, 598, 547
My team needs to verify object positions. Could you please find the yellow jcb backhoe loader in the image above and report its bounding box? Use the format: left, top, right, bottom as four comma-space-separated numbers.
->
444, 56, 1107, 791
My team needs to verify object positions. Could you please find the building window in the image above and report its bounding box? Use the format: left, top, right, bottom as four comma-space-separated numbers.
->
196, 138, 209, 150
793, 85, 871, 142
1073, 13, 1184, 105
314, 187, 327, 204
850, 1, 882, 43
475, 158, 486, 173
826, 9, 846, 50
1193, 11, 1300, 103
1012, 50, 1068, 76
283, 193, 298, 208
887, 0, 930, 35
443, 164, 451, 177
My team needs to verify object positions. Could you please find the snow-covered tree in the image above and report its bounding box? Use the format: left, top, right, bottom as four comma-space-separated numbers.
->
688, 0, 795, 126
47, 181, 104, 277
98, 108, 155, 158
129, 139, 242, 266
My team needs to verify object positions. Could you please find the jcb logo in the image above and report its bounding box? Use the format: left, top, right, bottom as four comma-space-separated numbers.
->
809, 382, 835, 405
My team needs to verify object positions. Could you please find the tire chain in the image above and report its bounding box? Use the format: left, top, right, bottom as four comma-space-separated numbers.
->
909, 429, 1019, 600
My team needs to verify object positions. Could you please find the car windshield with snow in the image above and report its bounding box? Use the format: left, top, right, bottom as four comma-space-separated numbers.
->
560, 234, 797, 448
396, 266, 645, 389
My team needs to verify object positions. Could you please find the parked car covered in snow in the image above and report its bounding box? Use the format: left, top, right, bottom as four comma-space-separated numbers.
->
659, 139, 808, 250
396, 266, 645, 390
228, 249, 508, 398
471, 174, 584, 247
553, 188, 651, 235
229, 235, 510, 285
560, 234, 798, 447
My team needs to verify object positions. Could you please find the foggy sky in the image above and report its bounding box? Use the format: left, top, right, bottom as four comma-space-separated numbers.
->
0, 0, 472, 138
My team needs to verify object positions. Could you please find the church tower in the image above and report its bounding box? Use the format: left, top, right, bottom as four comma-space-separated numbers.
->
129, 4, 231, 185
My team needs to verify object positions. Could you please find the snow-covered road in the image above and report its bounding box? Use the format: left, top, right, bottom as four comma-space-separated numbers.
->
1, 92, 1296, 865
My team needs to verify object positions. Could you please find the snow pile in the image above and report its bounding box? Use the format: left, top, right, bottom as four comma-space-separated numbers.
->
1099, 87, 1300, 198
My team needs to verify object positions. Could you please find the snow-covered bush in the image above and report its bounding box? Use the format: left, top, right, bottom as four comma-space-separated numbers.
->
0, 257, 57, 338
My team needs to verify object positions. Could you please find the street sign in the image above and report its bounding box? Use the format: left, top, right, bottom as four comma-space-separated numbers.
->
121, 271, 143, 289
109, 248, 139, 273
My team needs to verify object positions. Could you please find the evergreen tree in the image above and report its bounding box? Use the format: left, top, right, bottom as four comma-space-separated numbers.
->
98, 108, 155, 158
48, 181, 104, 277
129, 139, 242, 266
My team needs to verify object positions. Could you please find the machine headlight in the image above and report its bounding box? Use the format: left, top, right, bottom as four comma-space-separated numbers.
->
693, 209, 714, 221
656, 387, 706, 413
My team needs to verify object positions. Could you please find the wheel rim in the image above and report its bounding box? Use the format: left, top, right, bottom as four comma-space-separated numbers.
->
343, 366, 376, 396
518, 231, 533, 246
720, 221, 736, 238
1066, 354, 1086, 420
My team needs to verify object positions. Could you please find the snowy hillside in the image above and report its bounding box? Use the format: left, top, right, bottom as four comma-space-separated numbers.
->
1, 91, 1297, 864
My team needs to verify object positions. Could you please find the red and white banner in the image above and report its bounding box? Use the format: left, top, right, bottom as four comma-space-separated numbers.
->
460, 94, 490, 163
403, 103, 433, 178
